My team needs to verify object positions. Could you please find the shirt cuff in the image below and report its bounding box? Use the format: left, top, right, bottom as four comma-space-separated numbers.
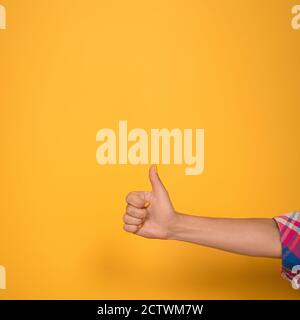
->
273, 212, 300, 286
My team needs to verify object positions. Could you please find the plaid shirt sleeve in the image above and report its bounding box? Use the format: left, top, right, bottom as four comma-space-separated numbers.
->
273, 212, 300, 285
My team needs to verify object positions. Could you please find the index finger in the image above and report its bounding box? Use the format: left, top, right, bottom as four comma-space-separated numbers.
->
126, 191, 150, 208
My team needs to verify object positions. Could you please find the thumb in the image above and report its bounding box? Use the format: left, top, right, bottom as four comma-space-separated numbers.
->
149, 164, 167, 194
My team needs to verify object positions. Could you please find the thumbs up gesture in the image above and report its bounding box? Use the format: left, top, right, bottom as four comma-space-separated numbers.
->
123, 165, 178, 239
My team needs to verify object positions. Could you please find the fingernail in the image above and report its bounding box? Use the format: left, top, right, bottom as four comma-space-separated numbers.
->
154, 164, 158, 174
144, 201, 150, 208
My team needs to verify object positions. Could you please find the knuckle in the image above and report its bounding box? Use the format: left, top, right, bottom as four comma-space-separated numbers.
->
123, 223, 138, 233
126, 205, 147, 219
126, 204, 133, 214
126, 191, 145, 207
123, 224, 131, 232
126, 192, 133, 203
124, 215, 132, 224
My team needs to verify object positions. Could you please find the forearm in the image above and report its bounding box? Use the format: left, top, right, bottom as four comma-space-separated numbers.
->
168, 212, 282, 258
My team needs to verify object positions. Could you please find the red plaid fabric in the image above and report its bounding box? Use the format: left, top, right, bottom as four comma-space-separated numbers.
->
273, 212, 300, 288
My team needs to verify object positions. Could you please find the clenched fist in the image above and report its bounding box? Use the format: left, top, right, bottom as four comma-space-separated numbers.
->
123, 165, 178, 239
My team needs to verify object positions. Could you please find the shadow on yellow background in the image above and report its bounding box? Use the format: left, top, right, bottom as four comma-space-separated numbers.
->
0, 0, 299, 299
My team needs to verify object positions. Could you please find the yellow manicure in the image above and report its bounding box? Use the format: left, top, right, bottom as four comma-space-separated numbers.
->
138, 222, 144, 228
154, 164, 158, 174
144, 201, 150, 208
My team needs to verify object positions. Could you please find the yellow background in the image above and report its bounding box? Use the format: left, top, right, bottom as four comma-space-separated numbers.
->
0, 0, 300, 299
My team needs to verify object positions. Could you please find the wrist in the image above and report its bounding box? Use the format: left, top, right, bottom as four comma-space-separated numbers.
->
165, 211, 185, 240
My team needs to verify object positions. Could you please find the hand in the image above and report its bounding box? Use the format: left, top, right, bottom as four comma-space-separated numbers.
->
123, 165, 178, 239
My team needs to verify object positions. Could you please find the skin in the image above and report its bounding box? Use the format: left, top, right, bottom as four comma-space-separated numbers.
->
123, 165, 282, 258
